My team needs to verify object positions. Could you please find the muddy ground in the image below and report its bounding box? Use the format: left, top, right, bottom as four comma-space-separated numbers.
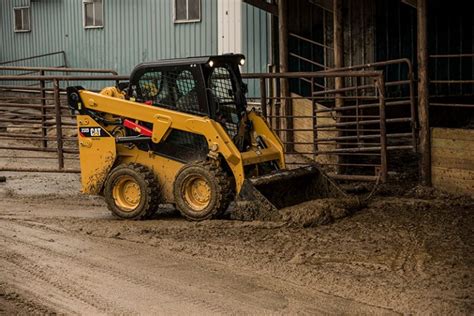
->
0, 169, 472, 315
0, 140, 473, 314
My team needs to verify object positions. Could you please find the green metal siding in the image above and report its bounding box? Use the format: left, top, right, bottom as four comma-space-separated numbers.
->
242, 2, 269, 97
1, 0, 269, 92
1, 0, 218, 73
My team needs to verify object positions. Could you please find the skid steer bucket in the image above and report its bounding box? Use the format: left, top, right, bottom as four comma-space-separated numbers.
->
238, 165, 346, 214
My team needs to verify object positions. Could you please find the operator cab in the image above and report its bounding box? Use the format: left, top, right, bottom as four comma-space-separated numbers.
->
120, 54, 250, 162
128, 54, 248, 140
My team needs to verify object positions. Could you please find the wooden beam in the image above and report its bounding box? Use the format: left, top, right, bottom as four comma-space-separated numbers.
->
243, 0, 278, 16
417, 0, 431, 186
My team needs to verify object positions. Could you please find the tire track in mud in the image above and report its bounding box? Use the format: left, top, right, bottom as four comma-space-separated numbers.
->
2, 195, 472, 314
0, 219, 235, 314
0, 250, 128, 315
0, 282, 52, 315
0, 221, 134, 314
390, 247, 430, 279
0, 218, 361, 314
19, 215, 407, 313
10, 217, 400, 314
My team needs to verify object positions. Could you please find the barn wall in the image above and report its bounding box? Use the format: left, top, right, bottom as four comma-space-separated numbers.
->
218, 0, 243, 55
344, 0, 376, 68
1, 0, 219, 74
241, 2, 270, 96
0, 0, 269, 90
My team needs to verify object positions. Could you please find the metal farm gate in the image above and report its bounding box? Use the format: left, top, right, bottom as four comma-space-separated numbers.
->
0, 64, 418, 183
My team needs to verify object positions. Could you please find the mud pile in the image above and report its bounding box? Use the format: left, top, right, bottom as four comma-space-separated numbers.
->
279, 197, 363, 227
228, 197, 363, 227
227, 200, 281, 222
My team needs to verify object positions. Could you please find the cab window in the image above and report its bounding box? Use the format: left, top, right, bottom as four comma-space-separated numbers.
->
137, 68, 206, 115
137, 71, 174, 107
208, 66, 240, 138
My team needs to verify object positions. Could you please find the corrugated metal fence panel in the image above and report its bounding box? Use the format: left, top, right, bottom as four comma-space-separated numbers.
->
1, 0, 218, 88
241, 2, 269, 97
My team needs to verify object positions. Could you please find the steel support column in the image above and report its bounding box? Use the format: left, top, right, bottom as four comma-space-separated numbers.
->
278, 0, 293, 151
333, 0, 345, 171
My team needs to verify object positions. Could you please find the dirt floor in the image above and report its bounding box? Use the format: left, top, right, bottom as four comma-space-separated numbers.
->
0, 143, 473, 314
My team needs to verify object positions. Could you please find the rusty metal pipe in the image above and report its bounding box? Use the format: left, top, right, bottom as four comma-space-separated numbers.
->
0, 65, 118, 75
0, 167, 80, 173
0, 103, 56, 109
0, 146, 58, 152
377, 76, 388, 183
0, 75, 128, 81
53, 79, 64, 169
429, 103, 474, 108
289, 32, 334, 51
429, 53, 474, 58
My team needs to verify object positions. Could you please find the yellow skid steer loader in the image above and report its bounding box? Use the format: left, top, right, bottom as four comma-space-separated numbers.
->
67, 54, 342, 221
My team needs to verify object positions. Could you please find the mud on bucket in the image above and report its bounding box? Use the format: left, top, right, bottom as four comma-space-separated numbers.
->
235, 165, 345, 220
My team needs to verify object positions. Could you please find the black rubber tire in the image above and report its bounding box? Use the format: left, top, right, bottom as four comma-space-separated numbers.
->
104, 163, 161, 220
173, 160, 233, 221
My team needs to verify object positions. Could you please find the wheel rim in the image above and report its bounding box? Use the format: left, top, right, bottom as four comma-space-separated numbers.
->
182, 175, 211, 211
112, 175, 141, 211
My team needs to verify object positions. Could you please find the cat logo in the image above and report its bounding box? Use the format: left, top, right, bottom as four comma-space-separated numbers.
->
90, 128, 102, 137
79, 126, 110, 138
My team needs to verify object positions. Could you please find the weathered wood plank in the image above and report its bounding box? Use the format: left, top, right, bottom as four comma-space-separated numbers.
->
432, 177, 473, 196
432, 179, 474, 196
432, 166, 474, 179
432, 166, 474, 196
432, 128, 474, 141
431, 128, 474, 195
431, 156, 474, 170
431, 147, 474, 161
431, 138, 474, 151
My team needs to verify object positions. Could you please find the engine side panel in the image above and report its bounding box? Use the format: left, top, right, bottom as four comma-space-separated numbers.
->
77, 115, 117, 194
